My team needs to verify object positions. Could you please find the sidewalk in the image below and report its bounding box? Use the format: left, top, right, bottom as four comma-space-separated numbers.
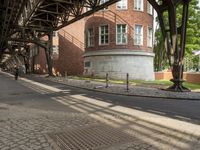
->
1, 71, 200, 150
29, 74, 200, 100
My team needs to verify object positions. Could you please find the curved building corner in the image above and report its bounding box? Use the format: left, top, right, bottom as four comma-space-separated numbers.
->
84, 50, 155, 80
84, 0, 155, 80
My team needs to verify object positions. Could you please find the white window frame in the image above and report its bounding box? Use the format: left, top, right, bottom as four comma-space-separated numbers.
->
134, 0, 143, 11
100, 0, 109, 10
147, 26, 153, 47
147, 1, 153, 15
116, 0, 128, 10
99, 24, 109, 45
87, 27, 94, 47
116, 24, 128, 45
134, 24, 143, 46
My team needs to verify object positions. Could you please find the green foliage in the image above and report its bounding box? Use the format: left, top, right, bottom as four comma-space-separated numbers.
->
154, 0, 200, 71
154, 27, 169, 71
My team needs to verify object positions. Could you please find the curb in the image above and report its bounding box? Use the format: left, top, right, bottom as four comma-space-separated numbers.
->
1, 71, 200, 101
48, 78, 200, 101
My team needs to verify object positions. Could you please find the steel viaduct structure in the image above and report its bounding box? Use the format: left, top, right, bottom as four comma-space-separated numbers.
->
0, 0, 191, 91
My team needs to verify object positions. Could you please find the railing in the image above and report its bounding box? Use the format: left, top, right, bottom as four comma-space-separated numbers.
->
59, 29, 85, 50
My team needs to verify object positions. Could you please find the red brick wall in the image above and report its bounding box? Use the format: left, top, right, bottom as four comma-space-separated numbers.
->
155, 72, 173, 80
53, 19, 85, 76
85, 0, 153, 52
53, 30, 84, 76
183, 73, 200, 84
30, 19, 85, 76
155, 72, 200, 84
32, 47, 47, 74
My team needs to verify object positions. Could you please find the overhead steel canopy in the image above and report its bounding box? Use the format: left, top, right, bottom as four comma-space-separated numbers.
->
0, 0, 192, 92
0, 0, 119, 53
0, 0, 26, 50
19, 0, 120, 30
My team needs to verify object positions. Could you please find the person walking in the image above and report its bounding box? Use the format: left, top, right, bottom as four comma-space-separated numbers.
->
14, 65, 19, 80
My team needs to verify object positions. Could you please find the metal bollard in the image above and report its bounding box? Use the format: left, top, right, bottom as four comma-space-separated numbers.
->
64, 71, 67, 77
106, 73, 109, 88
126, 73, 129, 92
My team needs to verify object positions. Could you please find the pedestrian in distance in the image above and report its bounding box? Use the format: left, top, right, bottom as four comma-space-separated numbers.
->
14, 64, 19, 80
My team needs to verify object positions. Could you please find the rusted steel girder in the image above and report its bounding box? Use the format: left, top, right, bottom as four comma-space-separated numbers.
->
148, 0, 190, 92
1, 0, 119, 50
19, 0, 120, 29
0, 0, 27, 50
1, 0, 119, 76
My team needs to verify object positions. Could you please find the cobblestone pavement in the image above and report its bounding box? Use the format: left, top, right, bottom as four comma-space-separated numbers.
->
1, 99, 200, 150
1, 71, 200, 150
0, 103, 159, 150
0, 103, 99, 150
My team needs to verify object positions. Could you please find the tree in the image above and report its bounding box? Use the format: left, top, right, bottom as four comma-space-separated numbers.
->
154, 25, 167, 71
154, 0, 200, 71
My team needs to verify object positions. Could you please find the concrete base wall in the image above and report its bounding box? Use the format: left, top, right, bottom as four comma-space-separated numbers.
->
83, 50, 155, 81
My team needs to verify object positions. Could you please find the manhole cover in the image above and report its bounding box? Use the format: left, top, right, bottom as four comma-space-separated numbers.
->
48, 125, 134, 150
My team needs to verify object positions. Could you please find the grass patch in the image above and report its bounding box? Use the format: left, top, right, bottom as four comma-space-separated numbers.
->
67, 76, 200, 90
132, 80, 200, 90
183, 82, 200, 90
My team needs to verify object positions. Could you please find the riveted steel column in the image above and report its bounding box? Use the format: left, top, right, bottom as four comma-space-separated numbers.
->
147, 0, 191, 92
167, 1, 190, 92
45, 31, 54, 76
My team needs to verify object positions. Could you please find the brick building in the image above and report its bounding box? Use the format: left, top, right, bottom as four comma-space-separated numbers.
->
30, 0, 154, 80
30, 19, 85, 76
84, 0, 154, 80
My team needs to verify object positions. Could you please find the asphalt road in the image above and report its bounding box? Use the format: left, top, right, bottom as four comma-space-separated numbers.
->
1, 72, 200, 124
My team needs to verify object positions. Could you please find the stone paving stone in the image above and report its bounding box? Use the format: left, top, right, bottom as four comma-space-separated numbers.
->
0, 103, 160, 150
1, 72, 200, 150
0, 104, 101, 150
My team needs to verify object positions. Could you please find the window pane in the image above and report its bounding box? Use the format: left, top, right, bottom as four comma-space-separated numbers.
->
122, 26, 126, 32
101, 29, 104, 34
87, 28, 94, 47
134, 25, 143, 45
85, 61, 91, 67
116, 0, 127, 9
134, 0, 143, 11
148, 27, 152, 47
117, 34, 121, 43
100, 25, 109, 45
117, 25, 121, 32
122, 36, 126, 43
105, 36, 109, 43
116, 24, 127, 44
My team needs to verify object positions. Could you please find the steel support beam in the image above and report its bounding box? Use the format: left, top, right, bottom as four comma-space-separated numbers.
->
148, 0, 191, 92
